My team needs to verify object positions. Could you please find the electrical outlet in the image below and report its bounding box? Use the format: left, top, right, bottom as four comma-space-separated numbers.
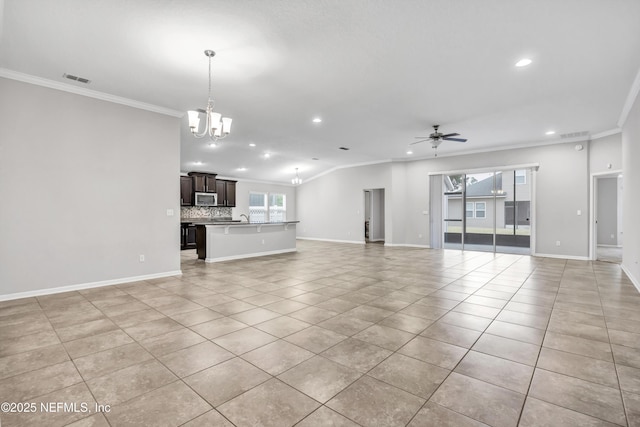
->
166, 209, 174, 216
556, 241, 561, 246
611, 234, 615, 239
261, 239, 265, 245
139, 254, 145, 262
577, 210, 581, 216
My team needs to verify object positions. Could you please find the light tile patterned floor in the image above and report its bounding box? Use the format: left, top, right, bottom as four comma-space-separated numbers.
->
1, 240, 639, 426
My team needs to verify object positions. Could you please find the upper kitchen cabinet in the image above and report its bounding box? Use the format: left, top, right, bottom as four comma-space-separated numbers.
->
216, 179, 237, 207
188, 172, 217, 193
180, 176, 193, 206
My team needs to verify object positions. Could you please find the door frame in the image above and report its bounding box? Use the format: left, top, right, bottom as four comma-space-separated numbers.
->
589, 170, 623, 260
363, 188, 385, 243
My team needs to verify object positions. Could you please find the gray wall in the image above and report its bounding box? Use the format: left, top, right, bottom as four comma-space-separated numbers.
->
590, 133, 623, 173
297, 141, 591, 257
296, 163, 391, 243
622, 90, 640, 287
231, 180, 296, 222
0, 78, 181, 298
597, 178, 618, 245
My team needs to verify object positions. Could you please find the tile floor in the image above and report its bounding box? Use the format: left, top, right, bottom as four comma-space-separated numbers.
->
1, 240, 639, 426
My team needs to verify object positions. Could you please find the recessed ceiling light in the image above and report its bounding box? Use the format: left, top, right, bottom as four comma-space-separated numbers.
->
312, 158, 319, 160
545, 130, 555, 135
515, 58, 532, 67
194, 161, 203, 165
249, 143, 256, 147
406, 151, 413, 155
208, 143, 217, 147
264, 153, 271, 158
312, 117, 322, 123
237, 167, 247, 171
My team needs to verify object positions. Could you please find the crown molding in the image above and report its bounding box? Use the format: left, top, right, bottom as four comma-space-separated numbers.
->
0, 68, 184, 118
302, 159, 392, 184
591, 128, 621, 140
618, 65, 640, 128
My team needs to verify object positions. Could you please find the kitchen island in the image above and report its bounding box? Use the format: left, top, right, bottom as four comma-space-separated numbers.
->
195, 221, 299, 263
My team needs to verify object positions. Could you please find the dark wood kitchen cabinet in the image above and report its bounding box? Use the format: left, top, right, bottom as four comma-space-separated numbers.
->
180, 176, 193, 206
215, 179, 237, 207
188, 172, 217, 193
180, 223, 197, 250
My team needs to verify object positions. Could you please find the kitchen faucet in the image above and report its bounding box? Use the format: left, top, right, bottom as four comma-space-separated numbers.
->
240, 214, 250, 222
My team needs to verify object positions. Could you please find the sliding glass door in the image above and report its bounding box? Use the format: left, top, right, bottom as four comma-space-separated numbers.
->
441, 169, 532, 254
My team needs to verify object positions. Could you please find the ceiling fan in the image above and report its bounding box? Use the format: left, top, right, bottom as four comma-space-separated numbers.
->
411, 125, 467, 156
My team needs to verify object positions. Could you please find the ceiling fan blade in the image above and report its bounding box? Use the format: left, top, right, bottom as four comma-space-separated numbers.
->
410, 139, 429, 145
414, 136, 430, 139
443, 137, 467, 143
441, 133, 459, 138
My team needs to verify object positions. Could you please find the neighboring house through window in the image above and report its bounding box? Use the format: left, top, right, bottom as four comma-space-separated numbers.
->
515, 170, 526, 185
249, 192, 286, 222
466, 201, 486, 218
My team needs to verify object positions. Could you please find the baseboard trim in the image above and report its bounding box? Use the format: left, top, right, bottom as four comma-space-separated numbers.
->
385, 243, 431, 248
0, 270, 183, 302
205, 248, 297, 263
621, 264, 640, 294
296, 237, 366, 245
532, 253, 590, 261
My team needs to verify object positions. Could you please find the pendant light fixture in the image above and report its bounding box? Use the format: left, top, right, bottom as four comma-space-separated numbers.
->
188, 50, 232, 144
291, 168, 302, 185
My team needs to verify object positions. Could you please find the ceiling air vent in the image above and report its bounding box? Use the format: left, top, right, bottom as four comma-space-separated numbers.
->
339, 147, 350, 151
560, 131, 589, 139
63, 73, 91, 84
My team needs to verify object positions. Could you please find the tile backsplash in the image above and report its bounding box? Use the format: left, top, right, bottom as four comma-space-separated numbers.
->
181, 206, 232, 219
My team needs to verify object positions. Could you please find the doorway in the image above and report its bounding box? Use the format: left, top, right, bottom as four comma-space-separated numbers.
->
591, 172, 623, 263
364, 189, 385, 243
436, 168, 534, 254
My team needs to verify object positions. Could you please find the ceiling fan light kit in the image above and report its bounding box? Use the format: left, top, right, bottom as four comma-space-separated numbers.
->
188, 50, 232, 144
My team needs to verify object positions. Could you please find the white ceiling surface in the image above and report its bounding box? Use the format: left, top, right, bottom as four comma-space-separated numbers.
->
2, 0, 640, 183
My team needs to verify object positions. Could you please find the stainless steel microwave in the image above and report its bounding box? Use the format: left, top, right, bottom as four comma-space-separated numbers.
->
194, 192, 218, 206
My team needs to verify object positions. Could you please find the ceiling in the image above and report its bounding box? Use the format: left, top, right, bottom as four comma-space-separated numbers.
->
2, 0, 640, 183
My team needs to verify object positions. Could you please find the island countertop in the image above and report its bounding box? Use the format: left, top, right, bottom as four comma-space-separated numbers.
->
195, 220, 299, 262
183, 219, 299, 226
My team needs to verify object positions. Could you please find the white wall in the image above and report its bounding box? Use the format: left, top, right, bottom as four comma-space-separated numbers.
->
297, 141, 591, 256
296, 163, 391, 243
622, 90, 640, 287
232, 180, 296, 221
0, 78, 181, 299
590, 133, 622, 173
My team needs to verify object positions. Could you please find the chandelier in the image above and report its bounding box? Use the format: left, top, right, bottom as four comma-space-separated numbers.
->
187, 50, 232, 144
291, 168, 302, 185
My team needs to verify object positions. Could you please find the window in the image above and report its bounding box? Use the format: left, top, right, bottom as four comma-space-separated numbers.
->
268, 193, 286, 222
466, 201, 486, 218
515, 170, 526, 185
249, 193, 267, 223
249, 192, 286, 223
466, 202, 474, 218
